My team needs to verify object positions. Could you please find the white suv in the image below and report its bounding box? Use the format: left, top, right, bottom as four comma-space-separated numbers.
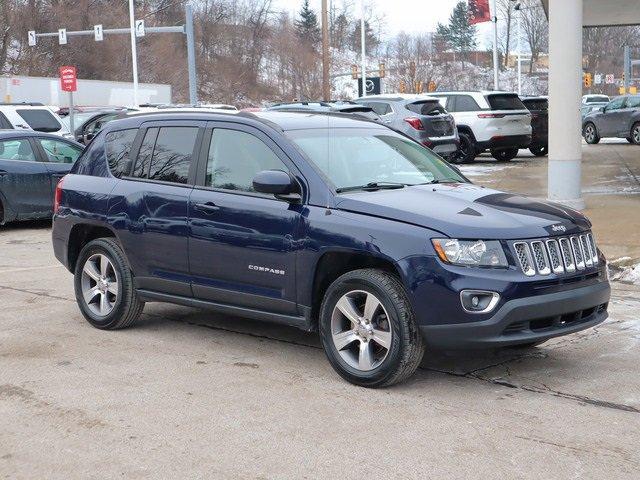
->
0, 104, 72, 138
430, 91, 532, 163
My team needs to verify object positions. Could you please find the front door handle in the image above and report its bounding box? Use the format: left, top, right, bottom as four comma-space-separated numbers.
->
194, 202, 220, 214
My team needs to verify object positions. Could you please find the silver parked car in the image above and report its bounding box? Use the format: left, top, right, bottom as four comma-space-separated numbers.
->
354, 94, 459, 158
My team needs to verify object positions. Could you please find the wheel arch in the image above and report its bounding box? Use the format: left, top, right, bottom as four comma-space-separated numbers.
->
456, 124, 477, 142
67, 223, 120, 272
309, 251, 403, 329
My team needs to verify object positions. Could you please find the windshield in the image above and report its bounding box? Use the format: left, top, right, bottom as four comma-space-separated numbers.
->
16, 109, 62, 132
586, 95, 609, 103
59, 112, 98, 131
288, 128, 467, 191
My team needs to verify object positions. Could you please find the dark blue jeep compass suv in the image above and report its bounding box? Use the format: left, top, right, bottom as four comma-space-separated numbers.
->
52, 111, 610, 387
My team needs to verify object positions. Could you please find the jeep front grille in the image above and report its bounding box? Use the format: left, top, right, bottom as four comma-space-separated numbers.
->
513, 232, 598, 276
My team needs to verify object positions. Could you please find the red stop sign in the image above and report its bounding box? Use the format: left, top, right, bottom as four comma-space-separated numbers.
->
59, 66, 77, 92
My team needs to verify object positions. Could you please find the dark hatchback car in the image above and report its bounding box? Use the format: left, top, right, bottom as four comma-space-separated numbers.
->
521, 96, 548, 156
267, 101, 381, 122
582, 95, 640, 144
0, 131, 83, 224
52, 111, 610, 387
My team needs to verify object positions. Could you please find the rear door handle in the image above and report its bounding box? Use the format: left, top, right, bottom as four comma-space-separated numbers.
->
194, 202, 220, 214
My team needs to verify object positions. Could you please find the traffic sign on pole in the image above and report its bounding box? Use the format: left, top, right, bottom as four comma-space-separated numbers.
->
135, 20, 145, 37
594, 73, 602, 85
94, 24, 103, 41
59, 66, 77, 92
605, 74, 615, 84
58, 28, 67, 45
28, 31, 36, 46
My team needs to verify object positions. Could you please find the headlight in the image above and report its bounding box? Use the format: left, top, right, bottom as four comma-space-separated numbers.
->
432, 239, 508, 267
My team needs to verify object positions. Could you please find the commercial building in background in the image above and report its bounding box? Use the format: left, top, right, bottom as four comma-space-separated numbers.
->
1, 75, 171, 106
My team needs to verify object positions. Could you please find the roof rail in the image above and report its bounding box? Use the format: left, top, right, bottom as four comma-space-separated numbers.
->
0, 102, 45, 106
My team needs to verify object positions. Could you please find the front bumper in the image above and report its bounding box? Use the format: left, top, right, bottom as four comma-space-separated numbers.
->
419, 281, 610, 348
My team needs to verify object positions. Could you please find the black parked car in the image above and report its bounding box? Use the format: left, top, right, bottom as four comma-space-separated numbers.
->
0, 131, 83, 224
521, 96, 548, 156
60, 108, 131, 145
582, 95, 640, 144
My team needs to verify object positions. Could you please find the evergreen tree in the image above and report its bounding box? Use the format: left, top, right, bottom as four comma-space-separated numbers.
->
435, 1, 477, 56
295, 0, 321, 47
351, 20, 379, 55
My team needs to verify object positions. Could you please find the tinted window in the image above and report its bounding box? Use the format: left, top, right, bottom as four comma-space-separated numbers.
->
0, 112, 12, 129
148, 127, 198, 184
38, 138, 82, 164
627, 96, 640, 108
206, 129, 287, 192
453, 95, 481, 112
132, 128, 158, 178
523, 99, 548, 111
485, 94, 526, 111
586, 95, 609, 103
0, 139, 36, 161
406, 101, 446, 115
106, 129, 138, 177
16, 109, 62, 132
367, 102, 392, 115
607, 97, 626, 111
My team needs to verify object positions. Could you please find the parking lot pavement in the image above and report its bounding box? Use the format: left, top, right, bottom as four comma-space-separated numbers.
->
1, 222, 640, 480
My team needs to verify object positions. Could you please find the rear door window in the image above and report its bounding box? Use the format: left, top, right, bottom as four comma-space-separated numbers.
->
16, 109, 62, 132
132, 128, 158, 178
367, 102, 392, 116
148, 127, 199, 184
406, 101, 446, 115
485, 94, 526, 111
0, 112, 13, 129
0, 138, 37, 161
37, 138, 83, 164
106, 129, 138, 177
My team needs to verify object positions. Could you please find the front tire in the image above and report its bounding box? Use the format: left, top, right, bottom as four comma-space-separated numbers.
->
74, 238, 144, 330
318, 269, 425, 387
630, 123, 640, 145
529, 145, 548, 157
491, 148, 519, 162
583, 123, 600, 144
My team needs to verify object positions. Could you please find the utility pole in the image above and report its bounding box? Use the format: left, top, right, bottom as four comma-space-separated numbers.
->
624, 45, 631, 93
321, 0, 330, 101
360, 0, 367, 97
128, 0, 139, 107
515, 2, 522, 95
491, 0, 499, 90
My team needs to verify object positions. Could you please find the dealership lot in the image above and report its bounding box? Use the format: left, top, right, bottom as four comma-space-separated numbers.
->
1, 143, 640, 479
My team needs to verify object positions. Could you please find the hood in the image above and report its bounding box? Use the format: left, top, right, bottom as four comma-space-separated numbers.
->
335, 183, 591, 239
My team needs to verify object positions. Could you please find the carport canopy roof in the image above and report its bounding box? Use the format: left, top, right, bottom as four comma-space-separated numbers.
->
541, 0, 640, 27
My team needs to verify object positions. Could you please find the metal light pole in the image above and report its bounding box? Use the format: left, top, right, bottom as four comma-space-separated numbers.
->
321, 0, 330, 101
516, 3, 522, 95
491, 0, 499, 90
128, 0, 139, 107
360, 0, 366, 97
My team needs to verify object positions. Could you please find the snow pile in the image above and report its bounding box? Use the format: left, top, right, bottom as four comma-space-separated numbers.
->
608, 257, 640, 285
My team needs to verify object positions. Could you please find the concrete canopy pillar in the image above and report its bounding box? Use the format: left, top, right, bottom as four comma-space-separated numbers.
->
547, 0, 585, 210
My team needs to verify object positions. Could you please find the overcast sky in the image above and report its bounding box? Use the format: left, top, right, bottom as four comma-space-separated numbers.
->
272, 0, 493, 44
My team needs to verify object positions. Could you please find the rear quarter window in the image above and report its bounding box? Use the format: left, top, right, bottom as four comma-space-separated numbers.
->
106, 129, 138, 178
485, 94, 526, 111
16, 109, 62, 132
406, 101, 446, 115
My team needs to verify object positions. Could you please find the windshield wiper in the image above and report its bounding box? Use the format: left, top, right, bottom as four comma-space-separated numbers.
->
416, 179, 462, 185
336, 181, 406, 193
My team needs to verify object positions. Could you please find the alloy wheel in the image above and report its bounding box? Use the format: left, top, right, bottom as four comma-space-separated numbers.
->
81, 253, 119, 317
633, 125, 640, 144
585, 125, 595, 143
330, 290, 392, 371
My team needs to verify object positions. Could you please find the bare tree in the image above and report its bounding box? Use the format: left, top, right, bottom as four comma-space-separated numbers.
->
520, 0, 548, 73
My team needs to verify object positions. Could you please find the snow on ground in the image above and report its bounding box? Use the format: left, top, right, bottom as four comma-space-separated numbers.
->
458, 162, 512, 177
610, 261, 640, 285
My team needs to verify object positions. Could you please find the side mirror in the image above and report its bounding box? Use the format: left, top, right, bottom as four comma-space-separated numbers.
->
599, 106, 606, 113
252, 170, 301, 201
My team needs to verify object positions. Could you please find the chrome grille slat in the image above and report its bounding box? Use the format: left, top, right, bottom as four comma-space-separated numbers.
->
513, 232, 599, 276
514, 242, 535, 276
571, 236, 586, 270
530, 241, 551, 275
545, 240, 565, 274
559, 238, 576, 272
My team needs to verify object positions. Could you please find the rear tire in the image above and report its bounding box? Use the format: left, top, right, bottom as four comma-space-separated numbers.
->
74, 238, 144, 330
449, 132, 476, 164
583, 123, 600, 144
529, 145, 548, 157
630, 123, 640, 145
319, 269, 425, 387
491, 148, 518, 162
